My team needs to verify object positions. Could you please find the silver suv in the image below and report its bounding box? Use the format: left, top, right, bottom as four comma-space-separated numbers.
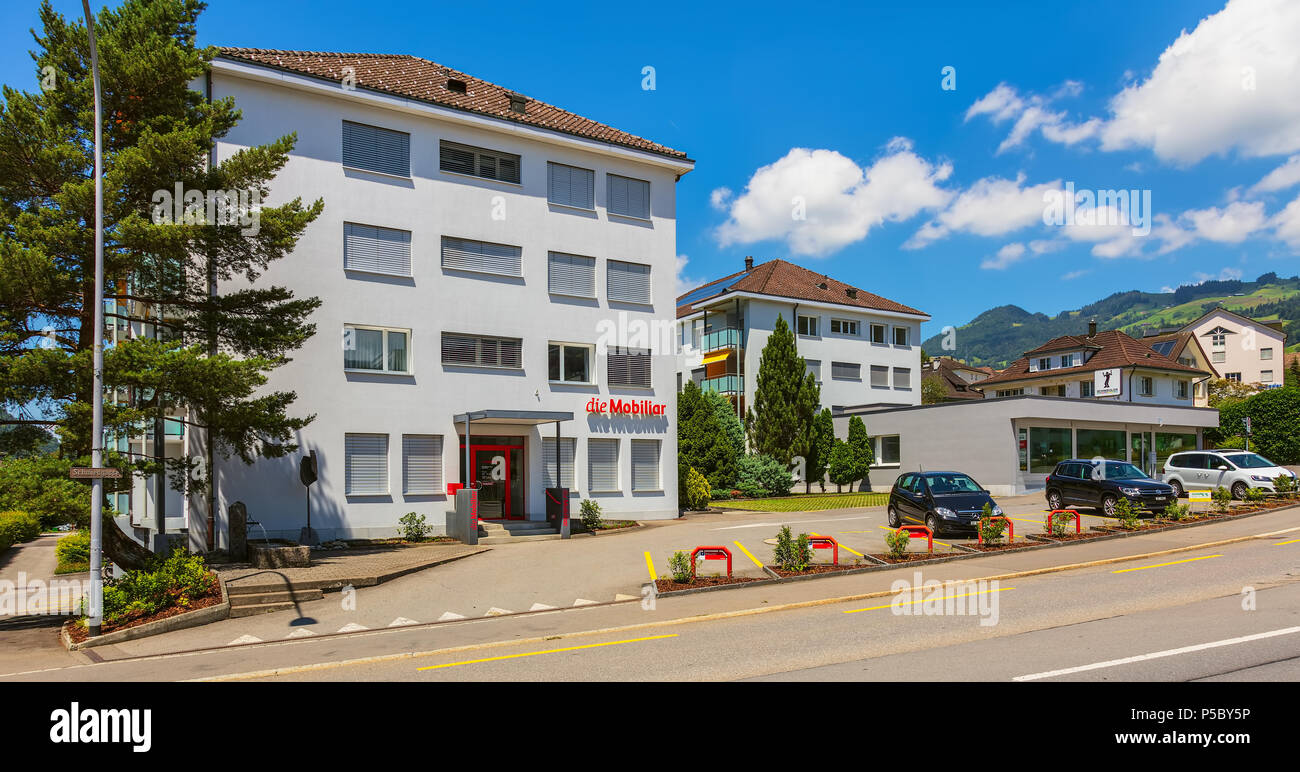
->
1162, 449, 1297, 499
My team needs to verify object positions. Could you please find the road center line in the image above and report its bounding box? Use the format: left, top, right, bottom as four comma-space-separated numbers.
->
1012, 626, 1300, 681
1111, 554, 1221, 573
415, 634, 678, 671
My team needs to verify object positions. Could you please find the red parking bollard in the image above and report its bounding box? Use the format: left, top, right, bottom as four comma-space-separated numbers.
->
1047, 509, 1081, 535
898, 525, 933, 554
690, 546, 732, 578
978, 515, 1014, 545
808, 536, 839, 565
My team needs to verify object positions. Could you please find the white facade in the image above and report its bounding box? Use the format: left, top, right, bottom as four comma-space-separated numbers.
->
192, 57, 691, 544
1186, 309, 1287, 387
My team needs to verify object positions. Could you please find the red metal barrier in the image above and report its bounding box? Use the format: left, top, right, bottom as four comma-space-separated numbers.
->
808, 536, 839, 565
690, 546, 732, 578
1047, 509, 1081, 535
898, 525, 933, 554
978, 515, 1014, 545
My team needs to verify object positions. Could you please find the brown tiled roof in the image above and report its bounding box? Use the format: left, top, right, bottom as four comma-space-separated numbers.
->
1024, 334, 1098, 356
216, 48, 690, 161
923, 357, 988, 400
676, 259, 927, 318
976, 329, 1211, 389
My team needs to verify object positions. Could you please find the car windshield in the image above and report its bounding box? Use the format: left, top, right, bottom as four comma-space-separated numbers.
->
1222, 453, 1274, 469
926, 474, 983, 493
1092, 461, 1147, 480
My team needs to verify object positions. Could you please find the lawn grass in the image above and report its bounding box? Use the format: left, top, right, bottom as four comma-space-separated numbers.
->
712, 492, 889, 512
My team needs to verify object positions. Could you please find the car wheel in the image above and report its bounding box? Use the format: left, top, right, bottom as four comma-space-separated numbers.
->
1046, 490, 1063, 510
1232, 481, 1249, 500
1101, 494, 1118, 518
1169, 479, 1184, 498
925, 512, 941, 536
887, 506, 901, 528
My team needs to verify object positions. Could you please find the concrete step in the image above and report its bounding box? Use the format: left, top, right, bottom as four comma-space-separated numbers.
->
229, 600, 297, 618
480, 520, 554, 532
478, 531, 561, 544
227, 588, 324, 607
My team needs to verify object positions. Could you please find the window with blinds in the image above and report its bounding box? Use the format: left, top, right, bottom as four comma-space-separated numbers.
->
345, 434, 388, 495
630, 439, 660, 492
342, 120, 410, 177
805, 359, 821, 383
607, 260, 652, 304
547, 162, 594, 209
893, 367, 912, 389
607, 346, 652, 388
439, 141, 521, 183
607, 174, 650, 219
441, 333, 523, 369
541, 437, 576, 489
588, 438, 619, 492
441, 236, 523, 277
344, 223, 412, 276
548, 252, 596, 297
831, 362, 861, 381
870, 365, 889, 388
402, 435, 443, 495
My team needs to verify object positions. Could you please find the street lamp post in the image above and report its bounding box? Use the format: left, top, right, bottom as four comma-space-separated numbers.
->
83, 0, 106, 637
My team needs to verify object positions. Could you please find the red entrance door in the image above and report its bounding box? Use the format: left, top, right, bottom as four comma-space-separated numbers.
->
470, 445, 514, 519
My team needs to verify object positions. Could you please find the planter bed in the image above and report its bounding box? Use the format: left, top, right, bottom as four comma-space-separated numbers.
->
62, 573, 228, 649
768, 562, 881, 577
963, 540, 1044, 552
654, 575, 764, 593
863, 552, 971, 564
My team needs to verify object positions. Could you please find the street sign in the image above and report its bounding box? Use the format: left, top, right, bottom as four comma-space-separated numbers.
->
1188, 489, 1211, 502
69, 467, 121, 479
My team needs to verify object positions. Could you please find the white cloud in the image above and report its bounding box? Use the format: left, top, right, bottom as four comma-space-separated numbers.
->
1181, 201, 1267, 243
1194, 267, 1245, 282
965, 83, 1023, 123
1250, 155, 1300, 194
966, 84, 1100, 154
709, 187, 733, 211
1060, 204, 1147, 258
1273, 193, 1300, 249
980, 242, 1027, 270
714, 143, 953, 256
906, 173, 1062, 248
1063, 269, 1089, 280
1100, 0, 1300, 164
674, 254, 703, 294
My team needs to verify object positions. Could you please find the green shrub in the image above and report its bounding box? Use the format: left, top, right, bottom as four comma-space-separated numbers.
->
1164, 502, 1191, 522
1114, 496, 1141, 529
55, 530, 91, 574
710, 488, 731, 501
97, 548, 217, 625
0, 455, 91, 530
579, 499, 604, 530
683, 468, 712, 511
1044, 510, 1074, 537
737, 454, 795, 497
884, 528, 910, 559
978, 503, 1006, 543
668, 550, 692, 583
398, 512, 432, 541
1212, 486, 1233, 512
735, 482, 768, 499
1244, 487, 1266, 503
773, 525, 813, 571
0, 510, 41, 546
1275, 473, 1296, 494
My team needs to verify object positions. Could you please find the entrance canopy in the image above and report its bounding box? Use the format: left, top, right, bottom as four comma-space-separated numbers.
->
453, 409, 574, 424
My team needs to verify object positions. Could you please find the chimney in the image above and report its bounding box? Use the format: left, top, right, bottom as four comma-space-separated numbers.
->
744, 256, 754, 271
1088, 318, 1097, 338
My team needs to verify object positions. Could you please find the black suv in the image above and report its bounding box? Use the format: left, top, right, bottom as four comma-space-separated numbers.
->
887, 471, 1000, 536
1045, 459, 1174, 517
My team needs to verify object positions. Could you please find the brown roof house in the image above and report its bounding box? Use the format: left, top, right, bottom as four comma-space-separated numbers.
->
921, 356, 995, 401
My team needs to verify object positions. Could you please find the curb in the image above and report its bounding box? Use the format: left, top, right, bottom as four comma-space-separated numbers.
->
63, 576, 231, 651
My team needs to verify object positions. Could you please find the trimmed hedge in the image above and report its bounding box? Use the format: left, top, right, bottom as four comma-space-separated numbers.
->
0, 510, 41, 554
55, 530, 91, 574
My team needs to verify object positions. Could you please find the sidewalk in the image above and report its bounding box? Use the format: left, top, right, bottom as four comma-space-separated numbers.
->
217, 542, 487, 592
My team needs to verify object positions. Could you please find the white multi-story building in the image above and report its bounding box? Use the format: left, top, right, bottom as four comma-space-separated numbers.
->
1181, 308, 1287, 387
676, 258, 928, 434
144, 48, 694, 548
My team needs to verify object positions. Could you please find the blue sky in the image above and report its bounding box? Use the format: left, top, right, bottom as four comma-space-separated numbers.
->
4, 0, 1299, 341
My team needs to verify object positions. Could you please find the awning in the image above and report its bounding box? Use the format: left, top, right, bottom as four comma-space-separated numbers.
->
700, 351, 731, 366
453, 409, 574, 425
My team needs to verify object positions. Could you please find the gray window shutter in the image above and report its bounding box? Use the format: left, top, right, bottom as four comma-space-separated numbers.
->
832, 362, 861, 380
548, 252, 596, 297
439, 143, 476, 175
440, 141, 521, 183
342, 121, 410, 177
548, 162, 594, 208
608, 174, 649, 218
345, 223, 412, 275
541, 437, 575, 489
608, 347, 652, 388
588, 439, 619, 491
630, 439, 660, 491
441, 333, 522, 368
441, 236, 523, 276
607, 260, 652, 304
402, 435, 443, 494
345, 434, 388, 495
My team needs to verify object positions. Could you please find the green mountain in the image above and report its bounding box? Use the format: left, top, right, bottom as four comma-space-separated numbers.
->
922, 272, 1300, 369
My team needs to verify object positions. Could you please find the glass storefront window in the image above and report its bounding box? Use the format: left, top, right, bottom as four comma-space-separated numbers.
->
1076, 429, 1126, 462
1156, 432, 1197, 469
1029, 427, 1071, 473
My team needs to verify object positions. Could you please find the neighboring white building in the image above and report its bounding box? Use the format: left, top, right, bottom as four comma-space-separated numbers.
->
1181, 308, 1287, 387
676, 257, 928, 431
139, 48, 694, 548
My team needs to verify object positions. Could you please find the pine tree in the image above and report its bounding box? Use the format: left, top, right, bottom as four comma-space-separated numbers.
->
806, 408, 834, 494
846, 415, 873, 490
0, 1, 323, 567
746, 315, 819, 467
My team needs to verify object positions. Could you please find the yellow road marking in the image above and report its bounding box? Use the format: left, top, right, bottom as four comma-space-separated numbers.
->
810, 532, 864, 558
643, 551, 657, 581
877, 525, 952, 549
1273, 538, 1300, 546
732, 540, 764, 568
1111, 554, 1222, 574
415, 634, 678, 671
844, 586, 1014, 614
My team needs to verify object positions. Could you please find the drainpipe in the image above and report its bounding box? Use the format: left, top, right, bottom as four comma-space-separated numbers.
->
735, 297, 742, 422
555, 420, 561, 488
463, 414, 471, 490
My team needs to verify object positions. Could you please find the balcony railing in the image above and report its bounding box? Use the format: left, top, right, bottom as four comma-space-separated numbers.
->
701, 375, 743, 395
701, 327, 740, 352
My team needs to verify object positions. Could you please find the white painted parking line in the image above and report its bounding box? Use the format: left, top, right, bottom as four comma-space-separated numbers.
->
1013, 626, 1300, 681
